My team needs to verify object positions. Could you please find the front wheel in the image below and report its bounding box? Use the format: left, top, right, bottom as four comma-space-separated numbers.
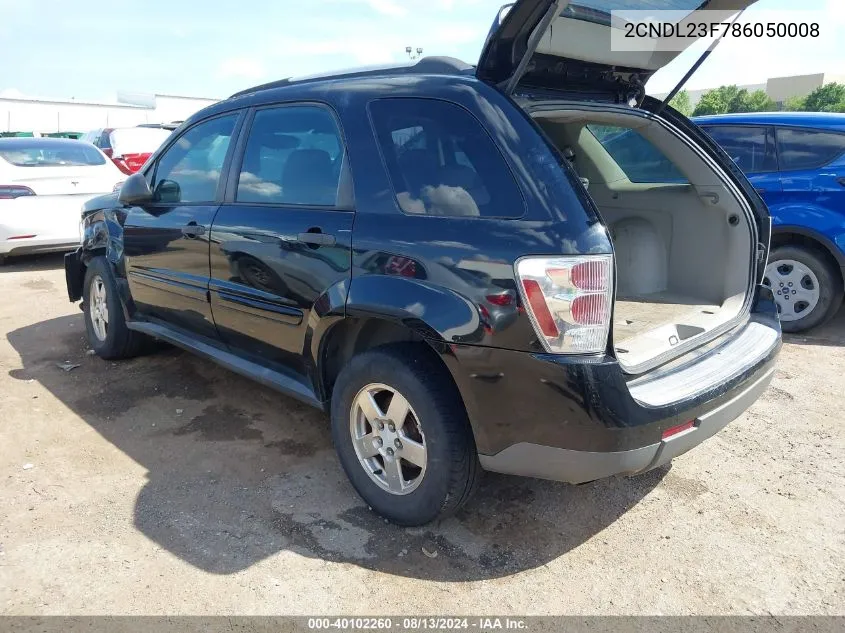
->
83, 256, 148, 359
330, 344, 480, 526
764, 245, 843, 333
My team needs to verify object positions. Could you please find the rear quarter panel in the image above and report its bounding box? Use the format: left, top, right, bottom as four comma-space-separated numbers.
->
335, 76, 612, 353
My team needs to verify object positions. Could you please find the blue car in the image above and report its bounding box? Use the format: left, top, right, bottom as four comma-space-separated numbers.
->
694, 112, 845, 332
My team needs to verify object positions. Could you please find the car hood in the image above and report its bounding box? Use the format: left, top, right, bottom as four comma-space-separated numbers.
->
81, 192, 119, 218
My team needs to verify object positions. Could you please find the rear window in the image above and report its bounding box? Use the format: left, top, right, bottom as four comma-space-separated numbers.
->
369, 98, 524, 218
109, 128, 171, 156
587, 125, 688, 183
776, 128, 845, 171
0, 141, 106, 167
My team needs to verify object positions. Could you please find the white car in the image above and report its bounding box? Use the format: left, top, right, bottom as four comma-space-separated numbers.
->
0, 137, 125, 264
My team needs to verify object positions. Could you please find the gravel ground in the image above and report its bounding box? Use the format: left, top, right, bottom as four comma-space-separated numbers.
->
0, 253, 843, 615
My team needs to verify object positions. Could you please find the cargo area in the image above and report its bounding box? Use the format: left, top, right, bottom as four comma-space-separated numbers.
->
532, 107, 756, 373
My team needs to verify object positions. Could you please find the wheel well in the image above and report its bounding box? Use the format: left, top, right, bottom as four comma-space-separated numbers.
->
771, 232, 843, 284
320, 318, 450, 402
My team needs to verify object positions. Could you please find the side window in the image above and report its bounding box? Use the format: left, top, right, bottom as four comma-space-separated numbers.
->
152, 114, 237, 204
369, 98, 524, 218
701, 125, 777, 174
776, 128, 845, 171
98, 131, 112, 150
587, 125, 688, 183
236, 105, 344, 206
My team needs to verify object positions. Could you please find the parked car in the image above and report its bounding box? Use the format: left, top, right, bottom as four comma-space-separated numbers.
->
80, 126, 171, 175
694, 112, 845, 332
64, 0, 780, 526
0, 137, 124, 264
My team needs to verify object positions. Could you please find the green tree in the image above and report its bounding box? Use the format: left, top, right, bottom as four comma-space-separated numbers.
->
669, 90, 693, 116
745, 90, 777, 112
783, 95, 808, 112
804, 83, 845, 112
692, 85, 751, 116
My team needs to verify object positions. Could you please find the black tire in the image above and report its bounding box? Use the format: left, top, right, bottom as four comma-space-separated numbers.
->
766, 244, 843, 333
83, 256, 148, 359
330, 344, 481, 526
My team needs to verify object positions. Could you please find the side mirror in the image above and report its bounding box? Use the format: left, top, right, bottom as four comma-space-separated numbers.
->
118, 172, 153, 206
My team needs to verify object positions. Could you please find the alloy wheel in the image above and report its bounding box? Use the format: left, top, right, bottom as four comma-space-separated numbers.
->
349, 383, 427, 495
89, 275, 109, 341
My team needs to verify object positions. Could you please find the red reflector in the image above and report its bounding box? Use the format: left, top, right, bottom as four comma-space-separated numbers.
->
8, 234, 36, 240
571, 260, 609, 291
521, 279, 559, 337
571, 294, 608, 325
662, 420, 695, 440
486, 292, 514, 306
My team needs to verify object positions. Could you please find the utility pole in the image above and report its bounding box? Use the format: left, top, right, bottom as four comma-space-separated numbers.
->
405, 46, 423, 60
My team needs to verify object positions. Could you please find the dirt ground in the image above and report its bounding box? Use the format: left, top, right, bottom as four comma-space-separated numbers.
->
0, 253, 843, 616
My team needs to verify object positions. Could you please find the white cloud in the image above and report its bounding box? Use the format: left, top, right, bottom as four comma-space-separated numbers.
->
367, 0, 406, 16
0, 88, 26, 99
218, 57, 265, 80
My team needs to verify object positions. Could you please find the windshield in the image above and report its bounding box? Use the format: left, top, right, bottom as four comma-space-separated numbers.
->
0, 140, 107, 167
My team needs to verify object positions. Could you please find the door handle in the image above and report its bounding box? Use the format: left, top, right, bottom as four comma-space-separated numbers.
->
837, 177, 845, 188
296, 232, 336, 247
181, 222, 206, 238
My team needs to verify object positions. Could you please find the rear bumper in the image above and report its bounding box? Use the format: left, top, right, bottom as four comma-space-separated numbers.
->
0, 237, 79, 257
478, 367, 773, 483
445, 287, 781, 482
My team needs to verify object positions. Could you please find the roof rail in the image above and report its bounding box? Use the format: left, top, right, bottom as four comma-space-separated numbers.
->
230, 56, 474, 98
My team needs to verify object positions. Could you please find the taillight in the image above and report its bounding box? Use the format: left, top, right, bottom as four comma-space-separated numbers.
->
516, 255, 614, 354
485, 291, 515, 306
0, 185, 36, 199
111, 155, 133, 175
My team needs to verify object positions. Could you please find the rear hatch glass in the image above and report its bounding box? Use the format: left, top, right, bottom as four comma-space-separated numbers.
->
0, 141, 106, 167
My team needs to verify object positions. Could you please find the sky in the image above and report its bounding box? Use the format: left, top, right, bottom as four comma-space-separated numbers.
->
0, 0, 842, 103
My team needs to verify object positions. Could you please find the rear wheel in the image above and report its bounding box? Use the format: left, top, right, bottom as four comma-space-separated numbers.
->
330, 344, 480, 526
764, 245, 843, 333
83, 256, 148, 359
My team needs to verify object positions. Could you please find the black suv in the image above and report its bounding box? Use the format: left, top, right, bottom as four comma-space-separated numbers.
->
65, 0, 779, 525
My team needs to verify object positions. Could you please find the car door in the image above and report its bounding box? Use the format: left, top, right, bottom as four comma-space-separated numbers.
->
775, 127, 845, 220
123, 111, 242, 340
208, 103, 354, 377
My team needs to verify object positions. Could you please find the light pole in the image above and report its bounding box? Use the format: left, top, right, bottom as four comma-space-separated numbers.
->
405, 46, 423, 60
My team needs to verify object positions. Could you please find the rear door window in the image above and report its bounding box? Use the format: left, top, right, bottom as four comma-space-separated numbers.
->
776, 128, 845, 171
702, 125, 777, 174
235, 105, 344, 206
369, 98, 524, 218
587, 125, 688, 183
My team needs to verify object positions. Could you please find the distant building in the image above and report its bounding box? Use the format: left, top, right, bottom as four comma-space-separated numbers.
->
0, 92, 219, 135
653, 72, 845, 109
